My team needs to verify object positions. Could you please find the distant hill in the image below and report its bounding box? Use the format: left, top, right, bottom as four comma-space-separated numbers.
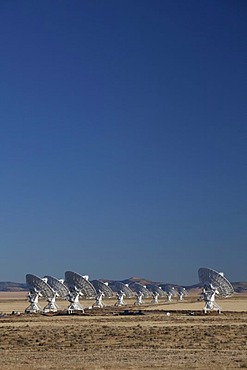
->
0, 282, 27, 292
0, 278, 247, 293
231, 282, 247, 293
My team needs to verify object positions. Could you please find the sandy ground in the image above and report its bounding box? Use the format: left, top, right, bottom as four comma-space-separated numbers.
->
0, 292, 246, 369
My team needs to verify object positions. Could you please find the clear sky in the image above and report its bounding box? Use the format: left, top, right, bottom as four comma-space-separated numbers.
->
0, 1, 246, 285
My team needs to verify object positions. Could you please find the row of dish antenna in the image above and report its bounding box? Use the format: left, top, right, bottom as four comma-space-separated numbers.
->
25, 271, 187, 314
25, 267, 234, 314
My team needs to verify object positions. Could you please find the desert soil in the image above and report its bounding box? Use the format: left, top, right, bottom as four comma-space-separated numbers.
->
0, 292, 246, 369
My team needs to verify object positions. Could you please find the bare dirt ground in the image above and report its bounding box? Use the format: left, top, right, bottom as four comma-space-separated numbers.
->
0, 293, 247, 369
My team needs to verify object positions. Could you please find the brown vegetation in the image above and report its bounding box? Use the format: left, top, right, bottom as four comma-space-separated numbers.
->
0, 293, 247, 369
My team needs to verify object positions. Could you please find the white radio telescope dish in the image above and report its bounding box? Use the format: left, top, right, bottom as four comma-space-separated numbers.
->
44, 276, 69, 299
109, 281, 134, 298
128, 282, 152, 298
90, 280, 114, 308
65, 271, 96, 297
91, 280, 114, 298
198, 267, 234, 313
64, 271, 96, 313
146, 284, 166, 297
159, 284, 177, 302
176, 286, 187, 301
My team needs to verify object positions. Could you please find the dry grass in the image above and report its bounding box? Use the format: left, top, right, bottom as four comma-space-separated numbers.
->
0, 293, 247, 369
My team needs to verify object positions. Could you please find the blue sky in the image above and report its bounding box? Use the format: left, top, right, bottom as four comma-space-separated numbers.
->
1, 1, 246, 284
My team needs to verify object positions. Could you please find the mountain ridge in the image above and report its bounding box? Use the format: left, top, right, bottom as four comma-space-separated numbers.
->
1, 278, 246, 293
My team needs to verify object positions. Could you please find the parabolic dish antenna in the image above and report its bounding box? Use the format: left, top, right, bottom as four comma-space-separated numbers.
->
65, 271, 96, 298
177, 286, 187, 294
44, 276, 69, 299
128, 282, 151, 298
176, 286, 187, 301
25, 274, 56, 313
91, 280, 114, 298
159, 284, 177, 293
26, 274, 54, 298
198, 267, 234, 297
159, 284, 177, 302
146, 284, 166, 297
109, 281, 134, 298
198, 267, 234, 312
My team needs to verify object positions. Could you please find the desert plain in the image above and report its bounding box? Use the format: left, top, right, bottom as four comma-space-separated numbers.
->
0, 291, 247, 369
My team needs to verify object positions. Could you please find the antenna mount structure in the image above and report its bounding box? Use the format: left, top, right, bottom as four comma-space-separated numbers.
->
115, 290, 126, 306
128, 282, 151, 298
109, 281, 134, 298
134, 291, 144, 306
146, 284, 166, 304
65, 271, 96, 313
177, 287, 187, 301
91, 280, 114, 308
43, 276, 70, 311
160, 284, 177, 302
198, 267, 234, 313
